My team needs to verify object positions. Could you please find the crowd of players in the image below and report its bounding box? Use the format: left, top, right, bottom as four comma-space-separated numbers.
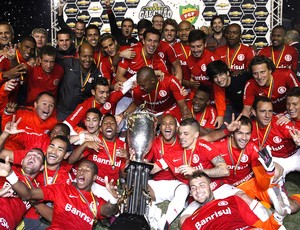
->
0, 0, 300, 229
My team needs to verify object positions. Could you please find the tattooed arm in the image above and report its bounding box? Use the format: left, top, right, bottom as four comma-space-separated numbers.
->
202, 155, 230, 178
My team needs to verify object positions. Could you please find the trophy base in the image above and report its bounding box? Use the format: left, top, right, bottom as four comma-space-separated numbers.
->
127, 160, 154, 171
110, 213, 150, 230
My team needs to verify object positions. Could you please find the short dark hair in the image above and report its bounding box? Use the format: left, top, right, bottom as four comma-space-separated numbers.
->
50, 123, 71, 137
57, 28, 72, 37
189, 171, 210, 182
137, 19, 152, 33
99, 33, 116, 45
143, 27, 161, 41
51, 135, 72, 152
86, 108, 102, 120
121, 18, 134, 27
206, 60, 229, 81
93, 77, 109, 90
20, 35, 36, 46
272, 25, 287, 34
287, 87, 300, 98
252, 96, 272, 111
180, 118, 200, 133
39, 45, 57, 58
79, 160, 98, 175
75, 20, 85, 27
196, 85, 211, 96
100, 113, 116, 125
85, 24, 100, 35
210, 15, 224, 27
237, 115, 253, 132
249, 55, 276, 74
35, 91, 55, 102
188, 29, 207, 44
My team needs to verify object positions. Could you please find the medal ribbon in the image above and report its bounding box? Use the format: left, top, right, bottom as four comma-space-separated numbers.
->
80, 70, 91, 91
76, 187, 97, 220
192, 107, 207, 126
16, 50, 24, 81
148, 82, 159, 112
102, 138, 116, 167
21, 169, 36, 189
141, 48, 153, 67
180, 43, 190, 59
271, 46, 285, 68
255, 121, 272, 149
183, 146, 195, 166
226, 44, 241, 69
43, 161, 60, 185
227, 137, 245, 175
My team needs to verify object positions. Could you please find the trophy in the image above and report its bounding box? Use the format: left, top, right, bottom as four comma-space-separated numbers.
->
111, 112, 155, 230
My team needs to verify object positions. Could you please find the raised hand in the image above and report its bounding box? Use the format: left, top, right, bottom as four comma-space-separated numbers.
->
3, 64, 27, 79
224, 113, 242, 133
4, 115, 25, 135
289, 127, 300, 146
104, 176, 119, 199
5, 101, 18, 114
4, 79, 18, 92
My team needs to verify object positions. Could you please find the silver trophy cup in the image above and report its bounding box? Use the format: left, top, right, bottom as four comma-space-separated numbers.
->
127, 112, 156, 162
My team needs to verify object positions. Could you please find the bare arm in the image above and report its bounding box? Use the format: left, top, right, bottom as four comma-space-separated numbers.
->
34, 204, 53, 222
115, 66, 129, 83
242, 105, 252, 117
171, 59, 183, 83
68, 141, 100, 164
202, 155, 229, 177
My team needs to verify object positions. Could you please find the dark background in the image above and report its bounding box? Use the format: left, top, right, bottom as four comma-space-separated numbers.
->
0, 0, 299, 42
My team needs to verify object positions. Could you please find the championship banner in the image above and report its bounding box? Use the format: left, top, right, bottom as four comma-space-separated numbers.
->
63, 0, 271, 48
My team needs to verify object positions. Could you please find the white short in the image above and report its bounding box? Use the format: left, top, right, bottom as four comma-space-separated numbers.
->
273, 149, 300, 177
148, 179, 189, 203
91, 182, 110, 201
181, 184, 242, 216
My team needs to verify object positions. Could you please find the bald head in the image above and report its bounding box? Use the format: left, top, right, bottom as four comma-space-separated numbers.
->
285, 29, 300, 45
136, 66, 157, 93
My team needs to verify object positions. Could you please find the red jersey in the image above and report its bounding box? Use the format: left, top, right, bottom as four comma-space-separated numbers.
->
117, 44, 169, 79
243, 69, 299, 113
40, 183, 106, 229
156, 40, 178, 69
26, 63, 64, 105
132, 75, 185, 114
145, 136, 181, 181
172, 42, 190, 83
215, 44, 255, 72
186, 49, 215, 88
158, 139, 223, 188
81, 136, 127, 186
182, 196, 263, 230
0, 167, 38, 229
10, 131, 50, 152
187, 101, 217, 130
251, 117, 296, 158
99, 55, 115, 83
258, 44, 299, 72
65, 90, 123, 129
214, 138, 261, 186
2, 107, 58, 150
